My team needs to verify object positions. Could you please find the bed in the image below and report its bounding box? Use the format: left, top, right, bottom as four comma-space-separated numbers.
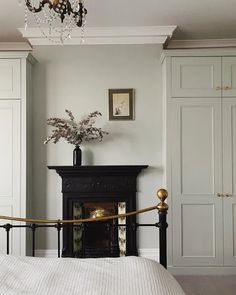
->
0, 189, 185, 294
0, 255, 184, 295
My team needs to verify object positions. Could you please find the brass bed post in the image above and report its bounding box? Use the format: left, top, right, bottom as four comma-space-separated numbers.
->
157, 189, 169, 269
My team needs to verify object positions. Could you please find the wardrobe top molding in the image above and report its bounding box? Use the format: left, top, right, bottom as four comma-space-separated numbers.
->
0, 42, 36, 64
160, 48, 236, 63
0, 53, 36, 65
0, 42, 32, 52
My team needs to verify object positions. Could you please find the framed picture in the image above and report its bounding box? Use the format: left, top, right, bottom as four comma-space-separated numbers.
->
108, 89, 134, 120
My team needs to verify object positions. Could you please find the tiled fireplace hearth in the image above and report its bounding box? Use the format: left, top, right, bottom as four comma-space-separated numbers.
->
48, 165, 148, 258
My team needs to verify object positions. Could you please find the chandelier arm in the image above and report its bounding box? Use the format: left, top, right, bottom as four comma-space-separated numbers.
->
66, 0, 72, 15
25, 0, 53, 13
71, 3, 87, 27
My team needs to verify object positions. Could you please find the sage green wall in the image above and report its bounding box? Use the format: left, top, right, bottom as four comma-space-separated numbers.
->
32, 44, 163, 250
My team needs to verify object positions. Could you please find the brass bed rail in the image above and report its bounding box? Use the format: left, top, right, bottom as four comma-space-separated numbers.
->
0, 188, 169, 268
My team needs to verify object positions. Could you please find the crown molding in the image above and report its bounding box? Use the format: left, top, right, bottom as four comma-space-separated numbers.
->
18, 26, 177, 46
167, 38, 236, 49
0, 42, 32, 51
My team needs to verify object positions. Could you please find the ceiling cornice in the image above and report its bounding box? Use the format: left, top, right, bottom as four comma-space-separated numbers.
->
18, 26, 177, 46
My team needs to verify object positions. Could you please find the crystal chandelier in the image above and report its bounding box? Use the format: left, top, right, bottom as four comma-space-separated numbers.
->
23, 0, 87, 43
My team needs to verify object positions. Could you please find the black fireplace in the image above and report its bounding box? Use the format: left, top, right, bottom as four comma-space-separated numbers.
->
48, 165, 148, 258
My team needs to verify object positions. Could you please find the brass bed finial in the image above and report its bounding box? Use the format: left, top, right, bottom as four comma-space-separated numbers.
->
157, 188, 168, 211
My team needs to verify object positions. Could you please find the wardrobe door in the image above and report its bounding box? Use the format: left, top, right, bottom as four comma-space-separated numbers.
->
222, 57, 236, 97
171, 98, 223, 266
0, 60, 21, 99
0, 100, 21, 255
223, 98, 236, 266
172, 57, 221, 98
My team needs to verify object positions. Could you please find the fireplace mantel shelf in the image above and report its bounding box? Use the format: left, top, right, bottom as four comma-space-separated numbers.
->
48, 165, 148, 177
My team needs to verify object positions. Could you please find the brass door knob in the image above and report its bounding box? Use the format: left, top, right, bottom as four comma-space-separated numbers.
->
225, 193, 232, 197
223, 86, 232, 90
217, 193, 223, 197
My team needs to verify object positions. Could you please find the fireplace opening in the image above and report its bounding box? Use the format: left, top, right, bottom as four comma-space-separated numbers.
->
73, 202, 126, 258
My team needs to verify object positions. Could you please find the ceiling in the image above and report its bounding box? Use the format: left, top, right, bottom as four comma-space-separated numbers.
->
2, 0, 236, 42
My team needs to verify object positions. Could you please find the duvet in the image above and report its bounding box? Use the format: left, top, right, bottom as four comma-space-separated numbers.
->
0, 255, 185, 295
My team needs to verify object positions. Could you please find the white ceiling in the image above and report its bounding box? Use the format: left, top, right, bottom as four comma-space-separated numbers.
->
2, 0, 236, 41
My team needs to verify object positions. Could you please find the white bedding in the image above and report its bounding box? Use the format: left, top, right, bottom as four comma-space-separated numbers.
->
0, 255, 185, 295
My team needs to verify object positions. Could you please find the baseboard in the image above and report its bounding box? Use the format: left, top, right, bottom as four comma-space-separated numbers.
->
35, 248, 160, 261
35, 250, 59, 258
169, 266, 236, 275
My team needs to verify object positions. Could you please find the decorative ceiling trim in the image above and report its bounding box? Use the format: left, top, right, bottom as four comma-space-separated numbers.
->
167, 38, 236, 49
0, 42, 32, 51
18, 26, 177, 46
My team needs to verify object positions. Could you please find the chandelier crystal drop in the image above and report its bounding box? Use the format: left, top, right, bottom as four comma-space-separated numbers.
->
23, 0, 87, 44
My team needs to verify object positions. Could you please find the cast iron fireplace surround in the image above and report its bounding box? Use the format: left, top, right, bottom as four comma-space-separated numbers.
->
48, 165, 148, 258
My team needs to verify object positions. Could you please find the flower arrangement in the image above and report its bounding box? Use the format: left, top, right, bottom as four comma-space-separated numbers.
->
44, 110, 108, 146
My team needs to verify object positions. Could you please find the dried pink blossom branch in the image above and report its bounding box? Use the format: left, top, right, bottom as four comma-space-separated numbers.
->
44, 110, 108, 146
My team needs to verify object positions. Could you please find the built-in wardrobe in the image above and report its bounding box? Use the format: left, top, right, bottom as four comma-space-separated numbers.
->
162, 50, 236, 274
0, 52, 34, 255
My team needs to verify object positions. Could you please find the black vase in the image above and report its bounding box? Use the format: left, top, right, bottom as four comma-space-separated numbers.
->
73, 146, 82, 166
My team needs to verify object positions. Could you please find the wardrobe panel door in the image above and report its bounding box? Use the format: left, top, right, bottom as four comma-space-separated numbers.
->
0, 100, 21, 255
222, 57, 236, 97
0, 60, 21, 99
171, 99, 223, 266
172, 57, 221, 98
223, 99, 236, 266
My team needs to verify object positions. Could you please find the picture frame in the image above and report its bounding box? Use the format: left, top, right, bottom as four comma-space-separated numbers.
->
108, 89, 134, 120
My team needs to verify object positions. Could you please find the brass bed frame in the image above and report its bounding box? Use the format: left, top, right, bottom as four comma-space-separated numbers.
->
0, 189, 169, 268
